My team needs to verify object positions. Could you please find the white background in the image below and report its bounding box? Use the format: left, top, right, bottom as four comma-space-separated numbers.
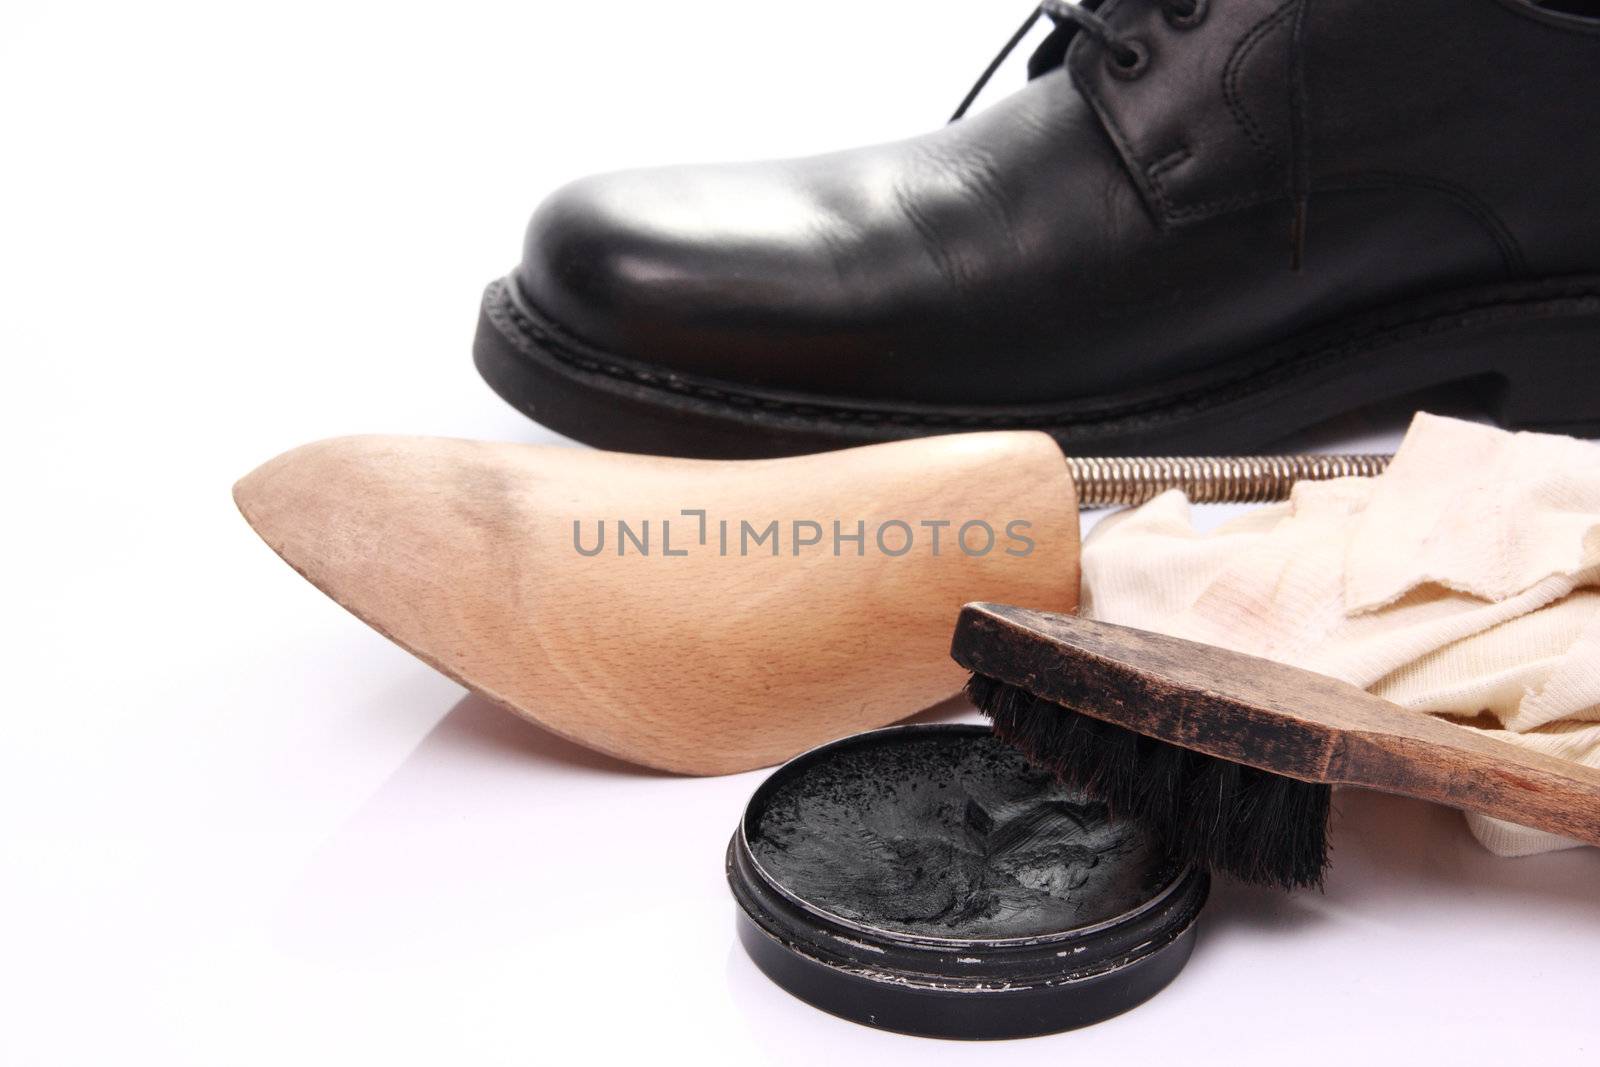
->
3, 2, 1596, 1063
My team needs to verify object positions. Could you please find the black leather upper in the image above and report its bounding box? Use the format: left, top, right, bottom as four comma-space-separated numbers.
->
515, 0, 1600, 407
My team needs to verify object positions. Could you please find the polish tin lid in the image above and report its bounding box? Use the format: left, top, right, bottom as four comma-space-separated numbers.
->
727, 723, 1208, 1040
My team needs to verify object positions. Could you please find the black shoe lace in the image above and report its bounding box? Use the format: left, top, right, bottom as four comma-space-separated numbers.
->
951, 0, 1311, 270
950, 0, 1199, 122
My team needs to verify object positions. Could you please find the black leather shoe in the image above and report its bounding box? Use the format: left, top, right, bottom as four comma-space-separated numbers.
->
475, 0, 1600, 458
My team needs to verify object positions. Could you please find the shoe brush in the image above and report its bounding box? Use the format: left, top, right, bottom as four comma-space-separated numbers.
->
235, 431, 1384, 775
954, 603, 1600, 889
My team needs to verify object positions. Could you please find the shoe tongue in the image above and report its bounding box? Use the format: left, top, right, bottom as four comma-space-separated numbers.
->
1025, 0, 1106, 80
1025, 24, 1073, 79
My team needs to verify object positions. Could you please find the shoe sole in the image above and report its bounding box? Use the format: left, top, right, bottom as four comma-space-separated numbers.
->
473, 275, 1600, 458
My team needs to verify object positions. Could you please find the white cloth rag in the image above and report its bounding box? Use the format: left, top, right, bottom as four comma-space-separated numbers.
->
1080, 412, 1600, 856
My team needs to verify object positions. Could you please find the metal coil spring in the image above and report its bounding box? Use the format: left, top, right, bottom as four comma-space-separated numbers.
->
1063, 454, 1392, 507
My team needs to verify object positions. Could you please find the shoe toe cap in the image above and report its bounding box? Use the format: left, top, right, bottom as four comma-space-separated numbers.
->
512, 163, 876, 384
515, 171, 652, 344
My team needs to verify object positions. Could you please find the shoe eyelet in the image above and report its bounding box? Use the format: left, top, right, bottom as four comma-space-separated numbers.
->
1164, 0, 1208, 29
1106, 39, 1150, 80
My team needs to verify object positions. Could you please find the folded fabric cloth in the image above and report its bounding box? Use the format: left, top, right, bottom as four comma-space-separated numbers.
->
1081, 413, 1600, 856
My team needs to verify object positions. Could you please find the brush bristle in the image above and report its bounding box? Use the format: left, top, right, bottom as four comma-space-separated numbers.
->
965, 672, 1330, 890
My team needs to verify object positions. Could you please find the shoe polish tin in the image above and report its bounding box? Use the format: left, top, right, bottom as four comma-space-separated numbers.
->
727, 723, 1208, 1040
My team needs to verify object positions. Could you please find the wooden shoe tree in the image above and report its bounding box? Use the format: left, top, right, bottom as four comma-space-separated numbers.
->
234, 432, 1082, 774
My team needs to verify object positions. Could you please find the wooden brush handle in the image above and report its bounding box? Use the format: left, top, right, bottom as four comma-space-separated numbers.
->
954, 604, 1600, 846
1338, 718, 1600, 846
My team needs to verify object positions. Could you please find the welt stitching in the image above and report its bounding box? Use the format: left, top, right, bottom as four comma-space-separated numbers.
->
492, 280, 1600, 429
